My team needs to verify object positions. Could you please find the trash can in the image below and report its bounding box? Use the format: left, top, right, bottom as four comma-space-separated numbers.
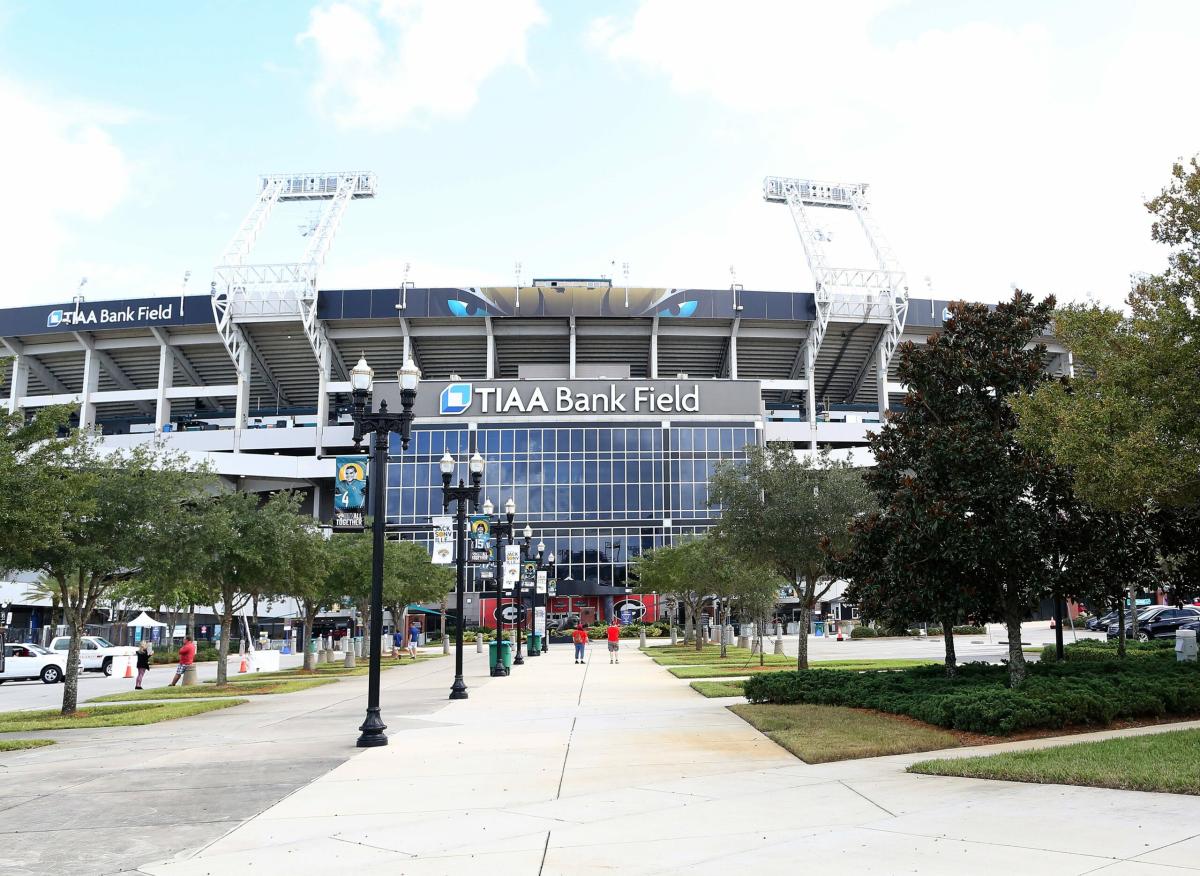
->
529, 633, 542, 653
814, 621, 825, 637
488, 640, 514, 670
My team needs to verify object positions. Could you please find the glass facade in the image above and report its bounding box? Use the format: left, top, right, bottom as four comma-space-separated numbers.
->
387, 421, 759, 592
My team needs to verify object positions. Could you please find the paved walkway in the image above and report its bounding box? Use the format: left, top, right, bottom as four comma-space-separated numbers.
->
134, 641, 1200, 876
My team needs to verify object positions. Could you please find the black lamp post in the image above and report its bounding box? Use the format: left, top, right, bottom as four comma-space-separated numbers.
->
485, 497, 520, 675
349, 355, 420, 748
440, 450, 485, 700
518, 525, 537, 659
540, 548, 555, 653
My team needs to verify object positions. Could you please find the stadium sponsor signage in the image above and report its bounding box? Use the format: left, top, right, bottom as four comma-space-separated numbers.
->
46, 303, 175, 329
393, 379, 762, 420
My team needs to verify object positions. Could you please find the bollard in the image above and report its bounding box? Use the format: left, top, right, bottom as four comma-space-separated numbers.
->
354, 637, 363, 657
773, 635, 784, 655
181, 664, 198, 687
476, 636, 483, 654
639, 628, 647, 649
344, 648, 356, 669
304, 649, 317, 671
670, 625, 678, 646
1177, 629, 1197, 663
737, 634, 750, 649
750, 637, 761, 655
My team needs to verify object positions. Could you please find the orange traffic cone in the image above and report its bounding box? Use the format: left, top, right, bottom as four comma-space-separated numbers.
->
238, 655, 248, 673
123, 660, 133, 678
836, 628, 844, 642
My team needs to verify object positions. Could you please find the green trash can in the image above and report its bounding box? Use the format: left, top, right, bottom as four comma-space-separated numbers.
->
529, 633, 542, 653
488, 640, 514, 670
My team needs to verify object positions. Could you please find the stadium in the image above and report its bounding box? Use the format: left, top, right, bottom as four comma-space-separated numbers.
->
0, 172, 1065, 629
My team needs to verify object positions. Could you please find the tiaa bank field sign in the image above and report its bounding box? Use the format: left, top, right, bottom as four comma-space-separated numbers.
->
390, 379, 763, 420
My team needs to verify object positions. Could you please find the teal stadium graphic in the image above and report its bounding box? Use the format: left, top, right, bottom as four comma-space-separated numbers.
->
440, 382, 473, 415
334, 456, 368, 510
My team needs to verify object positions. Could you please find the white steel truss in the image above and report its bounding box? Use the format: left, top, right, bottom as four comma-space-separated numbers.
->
211, 172, 374, 391
763, 176, 909, 370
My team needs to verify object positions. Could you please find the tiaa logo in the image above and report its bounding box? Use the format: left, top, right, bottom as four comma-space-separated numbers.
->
47, 309, 64, 328
439, 382, 473, 415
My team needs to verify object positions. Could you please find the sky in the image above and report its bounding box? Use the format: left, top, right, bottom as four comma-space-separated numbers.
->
2, 0, 1198, 310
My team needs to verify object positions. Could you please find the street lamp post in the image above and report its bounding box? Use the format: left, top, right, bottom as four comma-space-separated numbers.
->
540, 550, 555, 653
349, 355, 420, 748
487, 497, 520, 675
441, 450, 485, 700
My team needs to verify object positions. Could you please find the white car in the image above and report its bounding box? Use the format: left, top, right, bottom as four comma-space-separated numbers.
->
48, 635, 136, 676
0, 643, 67, 684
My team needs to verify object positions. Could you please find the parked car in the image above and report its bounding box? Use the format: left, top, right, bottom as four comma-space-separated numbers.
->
0, 643, 67, 684
47, 635, 137, 676
1086, 611, 1118, 632
1107, 606, 1200, 641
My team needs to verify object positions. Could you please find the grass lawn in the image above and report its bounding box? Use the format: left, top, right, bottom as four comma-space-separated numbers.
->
0, 700, 245, 733
909, 728, 1200, 794
90, 678, 336, 702
729, 703, 960, 763
691, 680, 747, 698
0, 739, 56, 752
671, 658, 939, 679
647, 647, 792, 666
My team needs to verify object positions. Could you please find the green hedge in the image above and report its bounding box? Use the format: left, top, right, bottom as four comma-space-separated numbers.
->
743, 659, 1200, 736
850, 624, 985, 639
850, 626, 878, 639
149, 643, 221, 665
1040, 639, 1174, 663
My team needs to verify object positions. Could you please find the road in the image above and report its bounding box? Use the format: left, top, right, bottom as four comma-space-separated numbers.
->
0, 652, 309, 711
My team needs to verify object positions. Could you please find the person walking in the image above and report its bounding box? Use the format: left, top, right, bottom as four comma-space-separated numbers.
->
571, 623, 588, 664
167, 636, 196, 687
134, 641, 151, 689
607, 618, 621, 664
407, 619, 421, 659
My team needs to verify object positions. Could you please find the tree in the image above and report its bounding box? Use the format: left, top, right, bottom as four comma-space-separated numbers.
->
195, 490, 308, 685
1014, 158, 1200, 510
0, 399, 74, 578
846, 292, 1059, 685
709, 445, 872, 670
286, 528, 338, 671
384, 540, 455, 652
698, 534, 782, 659
632, 537, 709, 650
15, 435, 210, 713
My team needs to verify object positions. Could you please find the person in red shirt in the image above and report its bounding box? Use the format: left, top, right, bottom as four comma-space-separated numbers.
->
571, 624, 588, 664
607, 619, 621, 664
168, 636, 197, 686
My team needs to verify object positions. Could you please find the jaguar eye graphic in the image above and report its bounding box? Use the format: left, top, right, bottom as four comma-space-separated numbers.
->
657, 300, 698, 318
448, 299, 486, 317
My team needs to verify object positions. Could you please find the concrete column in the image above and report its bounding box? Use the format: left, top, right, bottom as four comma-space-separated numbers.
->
484, 317, 495, 379
315, 345, 330, 455
649, 317, 659, 379
805, 343, 818, 451
155, 343, 174, 432
79, 347, 100, 428
875, 343, 889, 420
7, 355, 28, 412
569, 316, 576, 379
233, 344, 251, 450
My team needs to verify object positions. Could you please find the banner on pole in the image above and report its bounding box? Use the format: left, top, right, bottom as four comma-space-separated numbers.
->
503, 545, 521, 588
521, 561, 536, 590
333, 455, 368, 530
536, 570, 547, 594
431, 515, 453, 565
468, 515, 492, 564
534, 606, 546, 636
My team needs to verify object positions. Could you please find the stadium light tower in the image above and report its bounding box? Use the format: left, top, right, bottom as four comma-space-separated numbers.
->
763, 176, 910, 436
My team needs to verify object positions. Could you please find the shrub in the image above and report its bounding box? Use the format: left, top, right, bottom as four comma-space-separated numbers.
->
743, 658, 1200, 736
1040, 638, 1175, 664
850, 626, 878, 639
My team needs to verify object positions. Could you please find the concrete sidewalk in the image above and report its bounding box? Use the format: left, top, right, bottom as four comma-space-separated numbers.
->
134, 641, 1200, 876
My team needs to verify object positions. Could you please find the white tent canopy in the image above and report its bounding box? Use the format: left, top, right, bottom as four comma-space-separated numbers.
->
126, 611, 168, 628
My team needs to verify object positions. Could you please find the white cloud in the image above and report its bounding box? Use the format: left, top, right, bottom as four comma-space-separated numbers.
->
589, 1, 1200, 307
0, 77, 132, 306
300, 0, 547, 129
